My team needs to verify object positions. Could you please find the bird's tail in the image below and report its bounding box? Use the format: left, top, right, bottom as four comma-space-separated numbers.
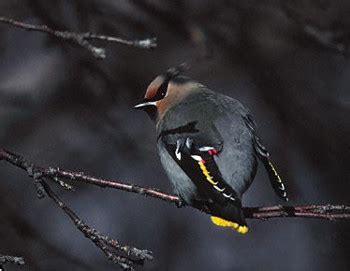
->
261, 157, 288, 201
252, 133, 289, 201
209, 203, 248, 234
211, 216, 248, 234
243, 113, 289, 201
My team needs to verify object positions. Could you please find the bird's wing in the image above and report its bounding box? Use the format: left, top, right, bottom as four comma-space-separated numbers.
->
166, 137, 239, 204
242, 114, 289, 201
161, 136, 248, 233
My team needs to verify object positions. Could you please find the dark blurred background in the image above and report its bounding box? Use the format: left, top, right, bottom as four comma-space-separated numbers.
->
0, 0, 349, 270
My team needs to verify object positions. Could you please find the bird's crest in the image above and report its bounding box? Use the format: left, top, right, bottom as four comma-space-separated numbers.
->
164, 63, 190, 81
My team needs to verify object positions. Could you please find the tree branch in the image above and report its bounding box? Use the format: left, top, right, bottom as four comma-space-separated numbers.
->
281, 4, 349, 55
1, 148, 349, 222
41, 181, 152, 270
0, 149, 349, 268
0, 16, 157, 59
0, 148, 152, 271
0, 255, 25, 271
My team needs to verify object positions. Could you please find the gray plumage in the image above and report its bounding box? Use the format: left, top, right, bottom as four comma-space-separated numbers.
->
135, 70, 288, 232
157, 87, 257, 204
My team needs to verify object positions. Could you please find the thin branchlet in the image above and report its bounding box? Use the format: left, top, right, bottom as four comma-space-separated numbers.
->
0, 16, 157, 59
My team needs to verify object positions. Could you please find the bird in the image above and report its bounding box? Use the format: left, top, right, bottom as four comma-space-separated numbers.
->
134, 66, 288, 234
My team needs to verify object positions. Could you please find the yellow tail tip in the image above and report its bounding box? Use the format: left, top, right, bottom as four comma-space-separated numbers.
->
210, 216, 249, 234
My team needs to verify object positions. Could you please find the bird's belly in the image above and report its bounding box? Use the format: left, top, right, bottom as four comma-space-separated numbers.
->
158, 144, 197, 204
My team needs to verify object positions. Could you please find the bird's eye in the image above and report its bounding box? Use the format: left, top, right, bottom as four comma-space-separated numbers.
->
155, 81, 168, 100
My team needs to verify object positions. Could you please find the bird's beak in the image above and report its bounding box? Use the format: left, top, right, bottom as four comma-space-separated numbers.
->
133, 100, 157, 109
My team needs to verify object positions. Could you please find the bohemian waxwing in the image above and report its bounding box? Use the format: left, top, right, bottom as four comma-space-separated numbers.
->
135, 67, 288, 234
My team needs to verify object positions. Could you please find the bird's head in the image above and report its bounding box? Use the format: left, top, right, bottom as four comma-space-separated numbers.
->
134, 65, 200, 121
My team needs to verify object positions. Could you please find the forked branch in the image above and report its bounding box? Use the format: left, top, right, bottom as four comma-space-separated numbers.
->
0, 148, 152, 271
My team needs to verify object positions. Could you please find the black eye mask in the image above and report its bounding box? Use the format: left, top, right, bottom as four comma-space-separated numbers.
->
152, 78, 170, 101
152, 63, 190, 102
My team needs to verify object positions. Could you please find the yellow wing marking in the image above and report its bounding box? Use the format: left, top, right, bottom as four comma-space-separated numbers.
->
211, 216, 249, 234
198, 160, 218, 185
268, 161, 283, 183
197, 160, 247, 234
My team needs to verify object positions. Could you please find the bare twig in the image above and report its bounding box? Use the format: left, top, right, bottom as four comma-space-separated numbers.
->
1, 148, 349, 221
0, 149, 152, 271
0, 16, 157, 59
303, 25, 348, 54
41, 181, 152, 270
281, 4, 349, 55
243, 204, 350, 220
0, 255, 25, 271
